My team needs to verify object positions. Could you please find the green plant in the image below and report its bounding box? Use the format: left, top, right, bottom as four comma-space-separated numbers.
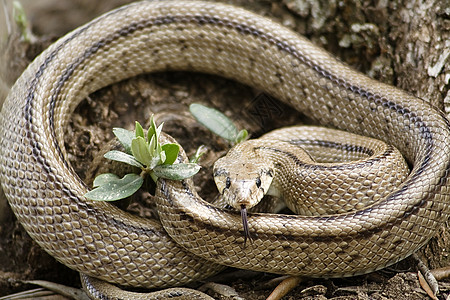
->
13, 1, 35, 43
189, 103, 248, 144
85, 116, 200, 201
85, 104, 247, 202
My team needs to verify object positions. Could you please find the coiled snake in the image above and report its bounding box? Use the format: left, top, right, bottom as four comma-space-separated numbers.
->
1, 1, 449, 299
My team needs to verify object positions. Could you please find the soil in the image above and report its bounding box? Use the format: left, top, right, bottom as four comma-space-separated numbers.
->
0, 0, 449, 299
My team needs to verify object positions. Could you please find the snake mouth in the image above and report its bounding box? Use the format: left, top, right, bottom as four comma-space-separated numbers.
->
240, 204, 251, 247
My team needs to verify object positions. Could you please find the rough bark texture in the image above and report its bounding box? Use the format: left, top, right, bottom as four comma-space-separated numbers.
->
0, 0, 448, 299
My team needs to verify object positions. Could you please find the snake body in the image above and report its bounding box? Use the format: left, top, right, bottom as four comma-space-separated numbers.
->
1, 0, 450, 298
213, 126, 409, 216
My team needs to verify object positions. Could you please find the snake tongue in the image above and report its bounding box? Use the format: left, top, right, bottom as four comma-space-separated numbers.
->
240, 204, 251, 247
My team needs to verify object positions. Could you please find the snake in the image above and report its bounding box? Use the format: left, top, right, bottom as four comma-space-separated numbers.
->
1, 0, 449, 299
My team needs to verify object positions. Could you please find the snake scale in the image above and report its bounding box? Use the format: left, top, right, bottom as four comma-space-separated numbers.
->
1, 0, 450, 299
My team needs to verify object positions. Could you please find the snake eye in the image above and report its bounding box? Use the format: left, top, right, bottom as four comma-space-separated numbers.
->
225, 177, 231, 189
255, 177, 262, 188
224, 204, 233, 210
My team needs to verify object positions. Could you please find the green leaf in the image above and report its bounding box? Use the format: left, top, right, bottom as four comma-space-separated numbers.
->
149, 156, 162, 170
93, 173, 119, 187
147, 115, 157, 142
160, 151, 166, 164
104, 150, 144, 168
153, 163, 201, 180
190, 145, 207, 163
236, 129, 249, 143
156, 122, 164, 138
148, 135, 156, 157
131, 136, 153, 166
85, 173, 144, 201
155, 123, 164, 154
135, 121, 145, 139
161, 143, 179, 165
147, 135, 162, 169
112, 128, 134, 154
189, 103, 239, 142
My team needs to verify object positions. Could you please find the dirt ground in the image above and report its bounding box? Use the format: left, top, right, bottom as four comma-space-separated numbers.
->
0, 0, 449, 299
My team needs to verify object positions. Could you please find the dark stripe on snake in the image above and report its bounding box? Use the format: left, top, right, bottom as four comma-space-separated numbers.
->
255, 145, 395, 171
289, 139, 375, 156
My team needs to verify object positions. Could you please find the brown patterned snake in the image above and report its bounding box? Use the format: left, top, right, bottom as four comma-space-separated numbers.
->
1, 0, 450, 299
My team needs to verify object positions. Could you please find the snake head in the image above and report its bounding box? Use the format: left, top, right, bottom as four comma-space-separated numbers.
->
214, 155, 274, 247
213, 153, 274, 210
213, 141, 275, 246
